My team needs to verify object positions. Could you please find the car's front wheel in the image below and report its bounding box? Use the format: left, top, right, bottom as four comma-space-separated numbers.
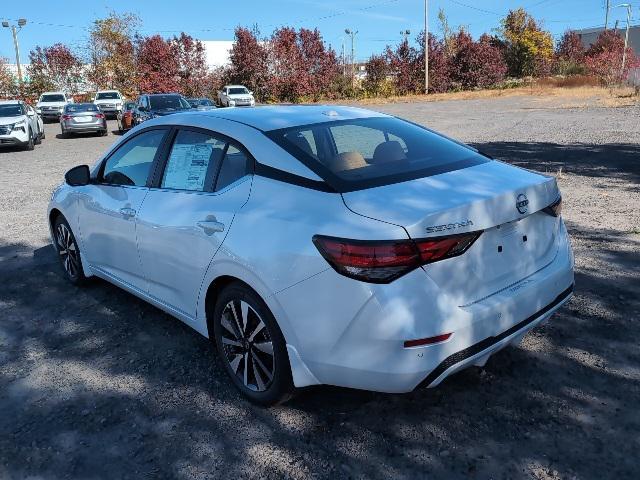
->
53, 216, 87, 285
212, 282, 293, 405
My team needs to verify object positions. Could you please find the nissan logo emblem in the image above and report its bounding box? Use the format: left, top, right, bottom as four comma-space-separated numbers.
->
516, 194, 529, 214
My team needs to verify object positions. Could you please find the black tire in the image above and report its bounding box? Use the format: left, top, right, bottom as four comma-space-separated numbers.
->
212, 282, 294, 406
53, 215, 87, 286
101, 129, 108, 137
34, 128, 42, 145
61, 128, 69, 139
24, 129, 34, 150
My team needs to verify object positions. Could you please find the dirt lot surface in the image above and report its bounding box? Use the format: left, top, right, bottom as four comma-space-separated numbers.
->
1, 96, 639, 480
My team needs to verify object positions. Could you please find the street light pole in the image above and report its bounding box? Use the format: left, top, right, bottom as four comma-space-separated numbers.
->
345, 29, 358, 88
424, 0, 429, 94
616, 3, 632, 78
2, 18, 27, 85
605, 0, 611, 29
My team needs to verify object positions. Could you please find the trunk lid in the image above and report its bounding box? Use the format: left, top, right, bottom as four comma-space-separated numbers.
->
342, 161, 562, 304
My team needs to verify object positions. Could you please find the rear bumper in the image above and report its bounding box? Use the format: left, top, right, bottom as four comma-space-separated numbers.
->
63, 122, 106, 132
275, 220, 575, 393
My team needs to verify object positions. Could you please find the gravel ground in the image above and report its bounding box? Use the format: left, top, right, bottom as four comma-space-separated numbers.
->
1, 98, 639, 480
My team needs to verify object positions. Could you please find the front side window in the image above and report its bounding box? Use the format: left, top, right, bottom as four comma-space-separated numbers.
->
216, 145, 250, 191
266, 117, 489, 192
161, 130, 226, 192
102, 129, 166, 186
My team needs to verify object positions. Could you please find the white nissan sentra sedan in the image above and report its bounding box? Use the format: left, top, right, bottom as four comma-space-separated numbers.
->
48, 106, 574, 405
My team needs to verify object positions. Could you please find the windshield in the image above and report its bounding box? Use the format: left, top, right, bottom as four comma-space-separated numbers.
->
96, 92, 120, 100
65, 103, 99, 113
40, 94, 65, 102
0, 104, 24, 117
266, 117, 490, 192
149, 95, 191, 110
229, 88, 248, 95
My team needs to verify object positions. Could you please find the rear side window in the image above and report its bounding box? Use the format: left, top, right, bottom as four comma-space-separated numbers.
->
161, 130, 226, 191
215, 145, 250, 191
102, 130, 165, 186
267, 117, 489, 192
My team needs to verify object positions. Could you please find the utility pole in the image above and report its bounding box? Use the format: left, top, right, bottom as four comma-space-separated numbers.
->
341, 37, 346, 77
345, 29, 358, 87
616, 3, 632, 78
2, 18, 27, 85
424, 0, 429, 94
605, 0, 611, 29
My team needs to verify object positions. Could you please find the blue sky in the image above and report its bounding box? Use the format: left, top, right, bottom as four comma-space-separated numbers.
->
0, 0, 631, 63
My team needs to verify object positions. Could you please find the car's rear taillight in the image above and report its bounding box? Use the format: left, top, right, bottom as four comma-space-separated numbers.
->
313, 231, 482, 283
542, 197, 562, 217
95, 113, 105, 119
61, 114, 72, 120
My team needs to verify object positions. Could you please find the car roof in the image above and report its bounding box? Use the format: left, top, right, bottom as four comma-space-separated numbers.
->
40, 91, 65, 95
177, 105, 389, 132
96, 89, 120, 92
0, 100, 22, 105
224, 85, 247, 88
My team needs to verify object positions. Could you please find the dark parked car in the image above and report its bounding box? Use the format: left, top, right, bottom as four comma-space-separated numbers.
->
60, 103, 107, 138
132, 94, 192, 126
117, 101, 137, 133
186, 98, 216, 110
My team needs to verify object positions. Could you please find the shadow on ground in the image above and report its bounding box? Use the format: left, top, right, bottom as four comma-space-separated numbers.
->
472, 141, 640, 183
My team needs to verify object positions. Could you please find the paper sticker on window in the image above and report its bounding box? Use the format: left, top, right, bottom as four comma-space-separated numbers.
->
163, 143, 213, 191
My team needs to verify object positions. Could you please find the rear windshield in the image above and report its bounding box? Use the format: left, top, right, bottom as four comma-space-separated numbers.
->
149, 95, 191, 110
40, 94, 65, 102
96, 92, 120, 99
66, 104, 99, 112
124, 102, 136, 110
0, 104, 24, 117
266, 117, 489, 192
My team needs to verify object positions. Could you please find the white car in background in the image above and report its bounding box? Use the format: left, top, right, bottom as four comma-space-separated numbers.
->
93, 90, 125, 118
47, 106, 573, 405
0, 100, 43, 150
36, 91, 73, 122
217, 85, 255, 107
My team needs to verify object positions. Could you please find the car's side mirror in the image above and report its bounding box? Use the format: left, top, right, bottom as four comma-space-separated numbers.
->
65, 165, 91, 186
27, 110, 35, 117
249, 91, 253, 95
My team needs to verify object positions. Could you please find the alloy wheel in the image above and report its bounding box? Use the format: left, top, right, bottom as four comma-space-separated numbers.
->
56, 223, 79, 279
220, 300, 275, 392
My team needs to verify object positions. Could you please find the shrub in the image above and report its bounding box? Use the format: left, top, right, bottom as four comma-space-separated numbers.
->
450, 32, 507, 89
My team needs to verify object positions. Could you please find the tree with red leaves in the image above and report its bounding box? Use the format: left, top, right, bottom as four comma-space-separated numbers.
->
27, 44, 83, 96
171, 33, 209, 97
298, 28, 339, 100
363, 54, 390, 96
450, 31, 507, 89
227, 27, 269, 100
585, 30, 638, 87
554, 30, 585, 75
268, 27, 307, 101
135, 35, 180, 93
415, 31, 453, 94
385, 39, 420, 95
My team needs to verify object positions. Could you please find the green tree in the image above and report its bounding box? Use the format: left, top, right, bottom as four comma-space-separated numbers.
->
0, 57, 18, 98
500, 8, 553, 77
86, 12, 139, 96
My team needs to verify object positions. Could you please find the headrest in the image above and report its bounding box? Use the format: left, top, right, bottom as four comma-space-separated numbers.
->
372, 140, 407, 164
329, 151, 367, 172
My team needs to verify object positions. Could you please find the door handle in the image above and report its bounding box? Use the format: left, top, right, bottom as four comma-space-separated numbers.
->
197, 219, 225, 235
119, 207, 136, 218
